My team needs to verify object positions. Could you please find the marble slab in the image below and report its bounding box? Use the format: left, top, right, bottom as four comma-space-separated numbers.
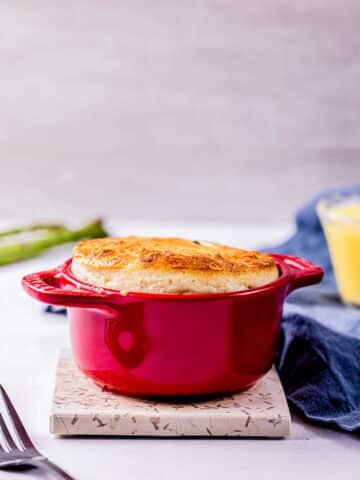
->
50, 351, 291, 437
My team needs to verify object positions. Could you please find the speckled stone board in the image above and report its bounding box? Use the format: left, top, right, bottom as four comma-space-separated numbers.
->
50, 351, 291, 437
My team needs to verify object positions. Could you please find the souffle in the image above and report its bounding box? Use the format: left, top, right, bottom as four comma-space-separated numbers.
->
71, 237, 279, 294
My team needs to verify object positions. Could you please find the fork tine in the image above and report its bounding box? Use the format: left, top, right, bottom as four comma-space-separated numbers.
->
0, 413, 18, 451
0, 385, 35, 450
0, 416, 6, 452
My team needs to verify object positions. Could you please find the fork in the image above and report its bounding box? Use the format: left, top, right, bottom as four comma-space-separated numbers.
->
0, 385, 75, 479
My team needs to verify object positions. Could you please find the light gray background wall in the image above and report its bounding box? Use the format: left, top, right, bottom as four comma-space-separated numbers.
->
1, 1, 359, 223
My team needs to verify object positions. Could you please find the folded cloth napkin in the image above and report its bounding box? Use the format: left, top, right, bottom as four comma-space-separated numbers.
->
265, 185, 360, 432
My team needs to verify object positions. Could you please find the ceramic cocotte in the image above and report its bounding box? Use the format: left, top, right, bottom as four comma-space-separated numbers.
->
22, 254, 323, 397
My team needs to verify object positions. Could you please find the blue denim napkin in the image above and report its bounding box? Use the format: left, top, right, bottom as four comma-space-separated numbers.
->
265, 185, 360, 432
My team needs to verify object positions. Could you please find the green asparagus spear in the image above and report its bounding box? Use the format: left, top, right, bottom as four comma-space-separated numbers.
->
0, 218, 108, 266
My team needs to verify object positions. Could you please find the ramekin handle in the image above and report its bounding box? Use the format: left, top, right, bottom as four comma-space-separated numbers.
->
276, 255, 324, 293
22, 269, 115, 308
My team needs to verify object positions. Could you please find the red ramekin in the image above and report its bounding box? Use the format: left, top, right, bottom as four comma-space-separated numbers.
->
22, 254, 323, 397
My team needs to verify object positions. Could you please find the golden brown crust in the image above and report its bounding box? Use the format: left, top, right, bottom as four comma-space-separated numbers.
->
72, 237, 276, 276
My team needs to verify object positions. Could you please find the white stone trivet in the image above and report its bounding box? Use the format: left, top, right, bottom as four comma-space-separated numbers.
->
50, 350, 291, 437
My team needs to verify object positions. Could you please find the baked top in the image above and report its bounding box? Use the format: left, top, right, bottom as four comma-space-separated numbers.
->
71, 236, 278, 294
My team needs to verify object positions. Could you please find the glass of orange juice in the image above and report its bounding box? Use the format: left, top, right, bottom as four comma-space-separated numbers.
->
317, 194, 360, 306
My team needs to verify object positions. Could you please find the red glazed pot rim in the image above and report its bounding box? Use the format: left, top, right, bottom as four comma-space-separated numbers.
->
62, 254, 323, 299
22, 254, 323, 305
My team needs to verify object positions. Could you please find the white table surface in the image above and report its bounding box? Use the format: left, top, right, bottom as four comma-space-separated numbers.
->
0, 221, 359, 480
